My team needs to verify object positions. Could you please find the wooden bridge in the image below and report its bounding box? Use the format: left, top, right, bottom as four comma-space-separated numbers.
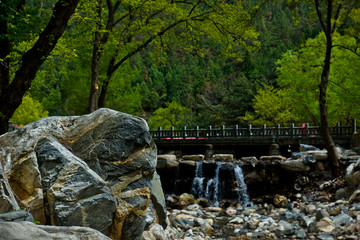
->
150, 121, 357, 148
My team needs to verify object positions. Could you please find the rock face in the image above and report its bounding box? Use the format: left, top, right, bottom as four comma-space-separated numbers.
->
0, 108, 166, 240
0, 161, 19, 213
0, 221, 111, 240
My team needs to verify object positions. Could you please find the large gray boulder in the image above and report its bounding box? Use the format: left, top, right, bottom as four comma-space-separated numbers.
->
0, 221, 111, 240
0, 108, 166, 240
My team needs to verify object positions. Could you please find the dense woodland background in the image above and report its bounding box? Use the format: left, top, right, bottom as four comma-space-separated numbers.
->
2, 0, 360, 130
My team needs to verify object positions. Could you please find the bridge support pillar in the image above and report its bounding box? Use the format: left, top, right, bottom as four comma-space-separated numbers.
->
269, 143, 280, 156
203, 144, 213, 160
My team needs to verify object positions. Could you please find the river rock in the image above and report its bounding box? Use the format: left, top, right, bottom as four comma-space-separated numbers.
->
260, 155, 286, 161
213, 154, 233, 162
0, 221, 111, 240
308, 150, 328, 160
299, 144, 317, 152
179, 193, 195, 206
280, 159, 310, 172
273, 194, 288, 207
0, 108, 163, 240
183, 155, 205, 161
349, 190, 360, 204
316, 209, 330, 221
345, 159, 360, 186
316, 217, 335, 233
333, 213, 353, 226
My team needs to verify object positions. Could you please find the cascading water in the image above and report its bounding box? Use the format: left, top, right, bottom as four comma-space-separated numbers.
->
191, 162, 205, 199
205, 162, 222, 207
234, 164, 253, 207
189, 161, 252, 207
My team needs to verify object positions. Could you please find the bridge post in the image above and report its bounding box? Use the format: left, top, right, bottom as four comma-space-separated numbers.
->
208, 125, 212, 137
291, 123, 294, 137
234, 125, 238, 138
222, 125, 225, 138
262, 124, 266, 138
276, 124, 280, 136
183, 126, 187, 138
158, 127, 162, 139
171, 126, 174, 139
248, 124, 252, 137
336, 122, 340, 136
305, 123, 309, 137
196, 126, 199, 139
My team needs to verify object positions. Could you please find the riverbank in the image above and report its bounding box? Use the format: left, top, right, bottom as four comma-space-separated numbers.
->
163, 186, 360, 239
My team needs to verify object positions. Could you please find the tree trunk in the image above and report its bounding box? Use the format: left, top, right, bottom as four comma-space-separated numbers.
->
316, 0, 342, 177
0, 0, 80, 135
89, 0, 102, 113
319, 32, 342, 177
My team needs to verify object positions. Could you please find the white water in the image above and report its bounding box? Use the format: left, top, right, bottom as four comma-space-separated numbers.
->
234, 164, 253, 207
205, 162, 221, 207
191, 162, 205, 199
190, 161, 252, 207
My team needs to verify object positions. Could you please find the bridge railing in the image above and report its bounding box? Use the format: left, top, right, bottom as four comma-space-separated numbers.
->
150, 120, 356, 140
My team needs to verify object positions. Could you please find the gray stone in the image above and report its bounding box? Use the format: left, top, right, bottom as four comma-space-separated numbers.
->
0, 161, 19, 213
297, 214, 314, 227
280, 159, 310, 172
317, 234, 334, 240
316, 209, 330, 221
345, 160, 359, 186
0, 221, 111, 240
299, 144, 317, 152
157, 154, 178, 169
0, 210, 33, 222
213, 154, 233, 162
149, 172, 167, 228
349, 189, 360, 203
260, 155, 286, 161
277, 220, 295, 235
0, 109, 164, 240
307, 150, 328, 160
295, 230, 307, 239
183, 155, 204, 161
332, 213, 353, 226
316, 217, 335, 233
305, 204, 317, 215
35, 139, 117, 235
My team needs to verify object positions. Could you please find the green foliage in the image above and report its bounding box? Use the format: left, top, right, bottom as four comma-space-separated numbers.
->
11, 95, 49, 127
240, 84, 303, 126
148, 102, 193, 129
244, 31, 360, 126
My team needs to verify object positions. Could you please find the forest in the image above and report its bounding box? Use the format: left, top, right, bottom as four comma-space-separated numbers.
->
1, 0, 359, 132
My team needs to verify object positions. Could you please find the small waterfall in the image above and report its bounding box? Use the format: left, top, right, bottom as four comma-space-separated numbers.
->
191, 162, 204, 199
234, 164, 253, 207
205, 162, 222, 207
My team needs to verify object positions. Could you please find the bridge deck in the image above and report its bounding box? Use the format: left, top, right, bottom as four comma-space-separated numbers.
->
150, 122, 356, 147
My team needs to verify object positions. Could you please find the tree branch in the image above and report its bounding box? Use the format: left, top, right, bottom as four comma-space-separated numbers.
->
332, 44, 360, 57
314, 0, 326, 32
